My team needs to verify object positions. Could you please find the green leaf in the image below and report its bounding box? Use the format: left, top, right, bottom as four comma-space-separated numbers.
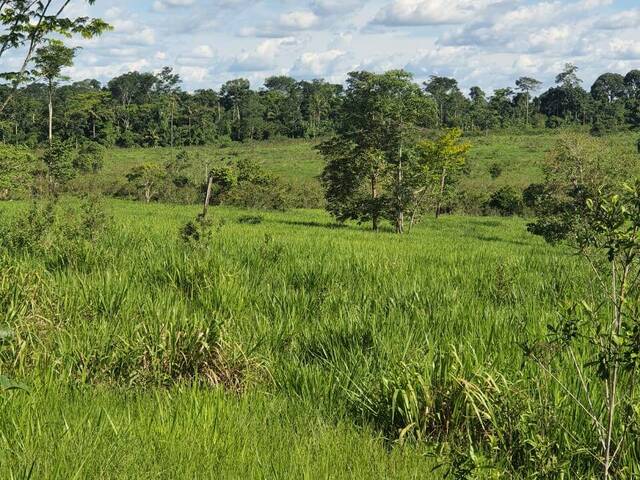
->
0, 375, 29, 393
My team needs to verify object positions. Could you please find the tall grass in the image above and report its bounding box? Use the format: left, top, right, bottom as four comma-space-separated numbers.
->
0, 199, 638, 477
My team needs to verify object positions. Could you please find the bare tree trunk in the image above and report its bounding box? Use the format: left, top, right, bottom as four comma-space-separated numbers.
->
48, 82, 53, 145
396, 144, 404, 234
202, 175, 214, 220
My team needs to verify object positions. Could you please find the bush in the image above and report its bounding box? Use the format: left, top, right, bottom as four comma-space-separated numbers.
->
74, 141, 106, 173
522, 183, 547, 210
0, 144, 33, 200
488, 163, 503, 179
42, 140, 77, 193
483, 186, 523, 216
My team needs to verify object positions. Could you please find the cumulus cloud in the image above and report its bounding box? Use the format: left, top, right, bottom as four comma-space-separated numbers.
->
0, 0, 635, 93
372, 0, 503, 27
153, 0, 196, 12
290, 49, 349, 79
230, 37, 300, 72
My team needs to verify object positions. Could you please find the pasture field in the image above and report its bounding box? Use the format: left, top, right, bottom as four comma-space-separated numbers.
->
68, 130, 639, 197
2, 198, 637, 478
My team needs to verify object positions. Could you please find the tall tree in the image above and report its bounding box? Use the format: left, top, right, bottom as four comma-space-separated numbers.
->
515, 77, 542, 125
319, 70, 436, 233
32, 40, 78, 144
0, 0, 110, 113
555, 63, 582, 88
154, 66, 182, 147
424, 76, 462, 127
416, 128, 470, 220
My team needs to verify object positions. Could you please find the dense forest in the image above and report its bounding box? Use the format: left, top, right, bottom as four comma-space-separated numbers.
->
2, 63, 640, 147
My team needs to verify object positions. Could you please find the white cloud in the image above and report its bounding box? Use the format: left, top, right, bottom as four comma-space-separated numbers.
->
372, 0, 502, 26
231, 37, 299, 72
595, 9, 640, 30
153, 0, 196, 12
0, 0, 635, 93
278, 11, 320, 30
291, 49, 347, 78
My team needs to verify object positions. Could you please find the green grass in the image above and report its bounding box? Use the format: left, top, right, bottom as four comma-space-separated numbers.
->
3, 130, 640, 477
4, 199, 637, 478
70, 131, 639, 197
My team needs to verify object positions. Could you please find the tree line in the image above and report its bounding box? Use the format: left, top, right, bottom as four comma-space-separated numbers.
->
2, 58, 640, 148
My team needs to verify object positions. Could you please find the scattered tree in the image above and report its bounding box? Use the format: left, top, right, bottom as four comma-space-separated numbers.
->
32, 40, 79, 144
126, 164, 166, 203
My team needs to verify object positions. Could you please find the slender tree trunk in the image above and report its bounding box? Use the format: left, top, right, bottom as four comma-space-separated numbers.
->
48, 82, 53, 145
435, 167, 447, 219
396, 144, 404, 234
92, 112, 96, 139
202, 174, 214, 220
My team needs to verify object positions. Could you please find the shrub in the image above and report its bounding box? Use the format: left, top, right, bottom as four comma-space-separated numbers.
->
42, 140, 77, 193
488, 163, 503, 179
0, 144, 33, 200
522, 183, 547, 210
484, 186, 523, 216
74, 141, 106, 173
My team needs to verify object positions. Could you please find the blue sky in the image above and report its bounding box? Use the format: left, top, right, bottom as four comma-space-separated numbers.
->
5, 0, 640, 93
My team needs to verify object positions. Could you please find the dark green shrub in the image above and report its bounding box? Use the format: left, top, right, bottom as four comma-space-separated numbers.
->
488, 163, 503, 179
484, 186, 523, 216
522, 183, 547, 210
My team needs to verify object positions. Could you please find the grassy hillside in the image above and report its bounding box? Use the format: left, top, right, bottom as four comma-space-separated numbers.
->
2, 199, 637, 478
69, 131, 639, 198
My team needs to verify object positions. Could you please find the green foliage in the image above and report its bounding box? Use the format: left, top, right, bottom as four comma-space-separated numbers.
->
319, 70, 438, 232
484, 186, 523, 216
527, 182, 640, 478
527, 133, 634, 243
42, 139, 77, 191
74, 141, 106, 173
0, 143, 33, 199
488, 163, 503, 179
126, 163, 166, 203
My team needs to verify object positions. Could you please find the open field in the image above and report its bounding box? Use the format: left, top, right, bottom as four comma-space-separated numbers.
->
2, 199, 637, 478
68, 131, 639, 198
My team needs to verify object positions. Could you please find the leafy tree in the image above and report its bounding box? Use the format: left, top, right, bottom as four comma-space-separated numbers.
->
515, 77, 542, 125
424, 76, 467, 127
624, 70, 640, 127
155, 66, 182, 147
489, 88, 516, 127
64, 86, 113, 143
126, 164, 166, 203
555, 63, 582, 88
527, 180, 640, 480
42, 139, 77, 193
527, 133, 632, 242
32, 40, 78, 144
484, 186, 522, 216
415, 128, 470, 220
0, 0, 110, 113
319, 70, 436, 233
